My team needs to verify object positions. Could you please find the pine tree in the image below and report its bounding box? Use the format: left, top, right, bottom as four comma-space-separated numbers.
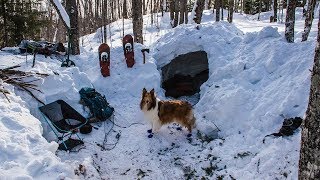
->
132, 0, 144, 43
298, 8, 320, 180
302, 0, 316, 41
285, 0, 296, 43
0, 0, 47, 47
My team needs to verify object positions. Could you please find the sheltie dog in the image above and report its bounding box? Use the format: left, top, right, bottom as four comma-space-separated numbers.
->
140, 88, 196, 137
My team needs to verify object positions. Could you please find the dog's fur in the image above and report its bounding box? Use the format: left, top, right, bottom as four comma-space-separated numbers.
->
140, 88, 196, 134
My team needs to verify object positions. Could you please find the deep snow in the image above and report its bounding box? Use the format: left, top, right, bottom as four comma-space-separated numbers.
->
0, 7, 318, 179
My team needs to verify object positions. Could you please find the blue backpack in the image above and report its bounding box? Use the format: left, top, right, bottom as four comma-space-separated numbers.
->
79, 87, 114, 121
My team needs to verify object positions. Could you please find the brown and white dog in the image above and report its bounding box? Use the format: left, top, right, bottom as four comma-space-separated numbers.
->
140, 88, 196, 137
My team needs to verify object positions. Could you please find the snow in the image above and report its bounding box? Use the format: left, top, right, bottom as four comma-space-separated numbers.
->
52, 0, 70, 28
0, 7, 318, 179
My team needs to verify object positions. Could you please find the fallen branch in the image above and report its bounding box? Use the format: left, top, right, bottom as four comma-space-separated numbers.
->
0, 88, 10, 102
0, 65, 48, 105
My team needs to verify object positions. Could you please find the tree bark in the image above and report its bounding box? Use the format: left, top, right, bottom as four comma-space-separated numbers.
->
285, 0, 296, 43
227, 0, 234, 23
1, 0, 8, 48
301, 0, 316, 41
193, 0, 205, 24
273, 0, 278, 22
173, 0, 180, 27
298, 8, 320, 180
221, 0, 223, 20
123, 0, 128, 19
179, 0, 186, 24
216, 0, 221, 21
66, 0, 80, 54
169, 0, 175, 22
132, 0, 144, 43
184, 0, 188, 23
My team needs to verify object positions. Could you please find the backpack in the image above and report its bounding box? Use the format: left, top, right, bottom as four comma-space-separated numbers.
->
79, 87, 114, 122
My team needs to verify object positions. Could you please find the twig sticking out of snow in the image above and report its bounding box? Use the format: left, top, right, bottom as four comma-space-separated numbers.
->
0, 65, 48, 105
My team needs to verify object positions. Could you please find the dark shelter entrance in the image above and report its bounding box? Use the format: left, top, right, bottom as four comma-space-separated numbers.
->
161, 51, 209, 98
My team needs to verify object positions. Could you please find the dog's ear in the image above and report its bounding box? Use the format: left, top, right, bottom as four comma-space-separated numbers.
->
150, 88, 155, 95
142, 88, 147, 96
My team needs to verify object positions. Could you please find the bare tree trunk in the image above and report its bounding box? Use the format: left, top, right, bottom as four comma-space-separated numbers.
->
298, 8, 320, 180
179, 0, 186, 24
221, 0, 223, 20
173, 0, 179, 27
193, 0, 205, 24
151, 0, 154, 24
227, 0, 234, 23
273, 0, 278, 22
216, 0, 221, 21
170, 0, 175, 23
66, 0, 80, 54
123, 0, 128, 18
258, 0, 262, 20
132, 0, 143, 43
2, 0, 8, 48
184, 0, 188, 23
285, 0, 296, 43
301, 0, 316, 41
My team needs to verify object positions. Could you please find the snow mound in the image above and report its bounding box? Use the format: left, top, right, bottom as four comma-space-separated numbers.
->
152, 22, 314, 179
0, 83, 74, 179
153, 22, 244, 68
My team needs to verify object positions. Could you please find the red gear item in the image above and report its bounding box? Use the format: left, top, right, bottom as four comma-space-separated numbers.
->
122, 35, 135, 68
98, 43, 110, 77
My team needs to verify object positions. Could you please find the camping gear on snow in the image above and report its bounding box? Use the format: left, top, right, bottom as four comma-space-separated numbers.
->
141, 48, 149, 64
98, 43, 111, 77
39, 100, 88, 151
19, 40, 66, 56
79, 87, 114, 122
263, 117, 303, 143
122, 34, 135, 68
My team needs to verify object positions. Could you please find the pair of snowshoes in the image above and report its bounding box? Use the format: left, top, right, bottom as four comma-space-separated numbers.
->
98, 34, 135, 77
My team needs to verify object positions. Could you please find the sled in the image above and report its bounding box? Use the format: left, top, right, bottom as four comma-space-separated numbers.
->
122, 34, 135, 68
98, 43, 111, 77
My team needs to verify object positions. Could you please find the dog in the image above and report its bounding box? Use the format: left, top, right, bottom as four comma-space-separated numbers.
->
140, 88, 196, 138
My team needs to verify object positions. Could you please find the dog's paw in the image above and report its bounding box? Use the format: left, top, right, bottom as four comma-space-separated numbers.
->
187, 133, 192, 137
176, 127, 182, 131
147, 129, 152, 133
148, 134, 154, 138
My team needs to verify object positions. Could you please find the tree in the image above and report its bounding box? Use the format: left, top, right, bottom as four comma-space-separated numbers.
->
216, 0, 221, 21
228, 0, 234, 23
172, 0, 180, 27
66, 0, 80, 55
302, 0, 316, 41
193, 0, 205, 24
298, 8, 320, 180
285, 0, 296, 43
0, 0, 47, 47
132, 0, 144, 43
273, 0, 278, 22
179, 0, 187, 24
